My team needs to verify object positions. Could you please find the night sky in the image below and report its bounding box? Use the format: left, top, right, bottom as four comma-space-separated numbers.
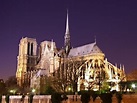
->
0, 0, 137, 80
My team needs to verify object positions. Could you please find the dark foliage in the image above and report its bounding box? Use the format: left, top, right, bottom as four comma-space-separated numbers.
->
100, 93, 112, 103
111, 90, 122, 103
0, 80, 7, 95
20, 94, 25, 102
44, 85, 56, 95
80, 91, 90, 103
5, 94, 9, 103
0, 95, 2, 103
5, 76, 21, 95
51, 92, 65, 103
116, 93, 122, 103
61, 94, 68, 101
28, 94, 33, 103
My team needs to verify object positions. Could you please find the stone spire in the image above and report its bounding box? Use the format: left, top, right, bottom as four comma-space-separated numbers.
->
64, 10, 71, 55
122, 65, 125, 72
94, 35, 96, 44
65, 10, 70, 35
51, 39, 54, 51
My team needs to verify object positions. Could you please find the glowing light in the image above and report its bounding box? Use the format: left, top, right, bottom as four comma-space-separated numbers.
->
9, 89, 16, 94
32, 89, 36, 93
93, 88, 98, 91
68, 87, 71, 91
132, 84, 136, 88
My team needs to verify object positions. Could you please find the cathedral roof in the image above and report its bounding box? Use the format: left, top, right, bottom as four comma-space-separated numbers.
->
68, 42, 103, 57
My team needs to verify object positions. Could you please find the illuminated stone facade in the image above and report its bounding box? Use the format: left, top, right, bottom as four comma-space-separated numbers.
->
16, 38, 37, 86
16, 12, 126, 93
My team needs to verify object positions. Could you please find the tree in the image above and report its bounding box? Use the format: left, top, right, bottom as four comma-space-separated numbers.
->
65, 56, 87, 92
50, 76, 70, 93
43, 76, 56, 94
5, 76, 20, 94
0, 79, 6, 95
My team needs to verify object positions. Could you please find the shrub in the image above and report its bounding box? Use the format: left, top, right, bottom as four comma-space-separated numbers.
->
28, 94, 33, 103
116, 93, 122, 103
100, 93, 112, 103
51, 92, 63, 103
44, 86, 55, 95
80, 91, 90, 103
0, 95, 2, 103
5, 94, 9, 103
20, 94, 25, 102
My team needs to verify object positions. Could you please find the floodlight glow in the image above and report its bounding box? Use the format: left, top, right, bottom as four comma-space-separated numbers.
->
68, 87, 71, 91
32, 89, 36, 93
9, 89, 16, 94
131, 84, 136, 88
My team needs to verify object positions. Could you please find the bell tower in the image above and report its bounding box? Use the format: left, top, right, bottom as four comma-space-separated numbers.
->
16, 37, 37, 86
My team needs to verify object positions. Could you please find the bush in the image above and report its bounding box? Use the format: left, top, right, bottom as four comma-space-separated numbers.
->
61, 94, 68, 101
111, 91, 122, 103
0, 95, 2, 103
5, 94, 9, 103
116, 93, 122, 103
44, 86, 55, 95
100, 93, 112, 103
79, 90, 98, 101
51, 92, 64, 103
80, 91, 90, 103
28, 94, 33, 103
20, 94, 25, 102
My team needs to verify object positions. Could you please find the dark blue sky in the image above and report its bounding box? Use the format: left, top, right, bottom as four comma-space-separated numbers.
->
0, 0, 137, 80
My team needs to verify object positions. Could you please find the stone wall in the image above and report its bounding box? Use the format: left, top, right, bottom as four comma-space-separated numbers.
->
122, 94, 137, 103
2, 95, 51, 103
1, 94, 137, 103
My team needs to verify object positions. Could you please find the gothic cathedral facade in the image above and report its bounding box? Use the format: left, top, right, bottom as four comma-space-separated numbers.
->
16, 12, 126, 94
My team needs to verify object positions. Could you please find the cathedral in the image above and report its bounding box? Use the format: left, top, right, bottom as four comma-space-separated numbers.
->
16, 12, 126, 94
